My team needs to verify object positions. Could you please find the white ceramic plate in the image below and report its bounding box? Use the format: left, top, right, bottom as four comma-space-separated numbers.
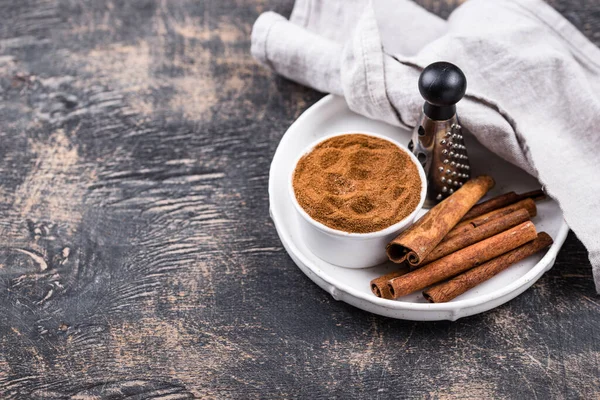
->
269, 95, 568, 321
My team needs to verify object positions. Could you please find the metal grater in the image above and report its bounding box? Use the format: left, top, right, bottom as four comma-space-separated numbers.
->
408, 62, 471, 207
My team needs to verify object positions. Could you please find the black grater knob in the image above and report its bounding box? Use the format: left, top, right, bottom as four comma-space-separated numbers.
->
418, 62, 467, 121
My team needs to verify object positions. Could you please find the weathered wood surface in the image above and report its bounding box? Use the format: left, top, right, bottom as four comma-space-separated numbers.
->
0, 0, 598, 398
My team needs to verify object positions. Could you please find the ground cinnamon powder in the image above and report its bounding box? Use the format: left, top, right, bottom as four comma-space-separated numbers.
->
293, 134, 422, 233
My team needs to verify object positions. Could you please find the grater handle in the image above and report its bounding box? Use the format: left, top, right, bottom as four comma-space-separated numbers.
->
419, 62, 467, 121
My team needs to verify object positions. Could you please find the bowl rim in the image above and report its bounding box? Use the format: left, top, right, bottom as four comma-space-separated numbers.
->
288, 131, 428, 239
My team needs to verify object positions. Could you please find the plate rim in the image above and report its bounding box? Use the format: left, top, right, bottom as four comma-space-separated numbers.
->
269, 94, 569, 314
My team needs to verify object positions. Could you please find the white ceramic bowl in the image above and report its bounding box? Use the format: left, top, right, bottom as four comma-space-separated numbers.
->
288, 131, 427, 269
272, 95, 567, 320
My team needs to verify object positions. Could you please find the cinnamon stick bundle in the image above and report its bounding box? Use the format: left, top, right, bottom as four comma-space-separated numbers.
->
386, 175, 495, 268
460, 189, 545, 221
423, 232, 553, 303
420, 208, 530, 265
386, 221, 537, 299
443, 198, 537, 241
373, 209, 528, 298
370, 266, 410, 299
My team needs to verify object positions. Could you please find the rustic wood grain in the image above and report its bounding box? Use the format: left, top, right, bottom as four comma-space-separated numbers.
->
0, 0, 598, 398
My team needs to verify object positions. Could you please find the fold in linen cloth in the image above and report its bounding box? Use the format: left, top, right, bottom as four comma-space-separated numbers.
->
252, 0, 600, 291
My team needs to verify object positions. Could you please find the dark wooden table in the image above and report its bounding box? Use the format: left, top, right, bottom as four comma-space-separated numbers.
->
0, 0, 598, 398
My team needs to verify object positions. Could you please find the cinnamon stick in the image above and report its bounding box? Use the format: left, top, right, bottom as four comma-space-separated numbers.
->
443, 198, 537, 241
420, 208, 530, 265
386, 175, 495, 267
460, 189, 545, 221
374, 209, 527, 296
423, 232, 553, 303
370, 266, 410, 299
386, 221, 537, 299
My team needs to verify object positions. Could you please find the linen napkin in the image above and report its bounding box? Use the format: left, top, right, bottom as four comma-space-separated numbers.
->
252, 0, 600, 291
